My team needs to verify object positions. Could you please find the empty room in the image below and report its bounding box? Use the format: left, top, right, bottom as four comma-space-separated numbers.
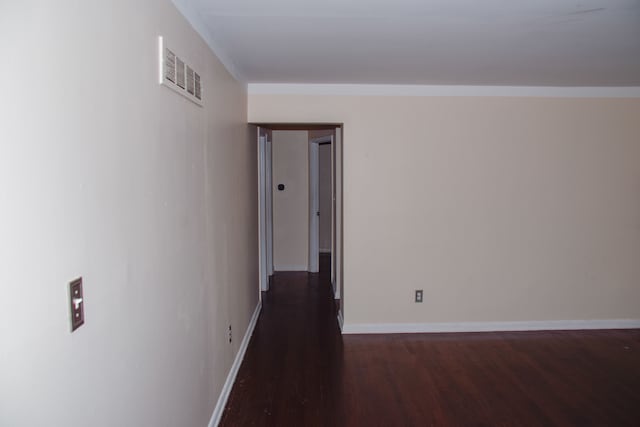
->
1, 0, 639, 426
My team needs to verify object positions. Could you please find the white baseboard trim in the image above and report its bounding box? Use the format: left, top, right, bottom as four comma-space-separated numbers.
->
331, 279, 339, 300
341, 319, 640, 334
337, 310, 344, 332
273, 264, 308, 272
208, 301, 262, 427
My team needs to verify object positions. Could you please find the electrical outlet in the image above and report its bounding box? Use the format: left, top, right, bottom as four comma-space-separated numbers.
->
228, 325, 232, 343
415, 289, 423, 303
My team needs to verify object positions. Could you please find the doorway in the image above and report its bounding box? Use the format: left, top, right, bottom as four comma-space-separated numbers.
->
255, 124, 344, 326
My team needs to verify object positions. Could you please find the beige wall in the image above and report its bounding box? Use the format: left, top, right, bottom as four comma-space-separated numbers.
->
0, 1, 258, 426
272, 130, 309, 270
249, 94, 640, 326
319, 144, 332, 252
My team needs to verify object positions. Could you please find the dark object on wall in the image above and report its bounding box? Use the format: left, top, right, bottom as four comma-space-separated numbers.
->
278, 184, 285, 191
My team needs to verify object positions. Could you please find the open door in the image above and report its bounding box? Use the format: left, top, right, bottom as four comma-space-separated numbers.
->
309, 134, 334, 273
335, 127, 343, 324
257, 127, 273, 291
308, 141, 320, 272
265, 135, 273, 278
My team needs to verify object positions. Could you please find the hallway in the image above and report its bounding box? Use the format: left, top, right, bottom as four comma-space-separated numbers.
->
220, 254, 342, 426
220, 258, 640, 426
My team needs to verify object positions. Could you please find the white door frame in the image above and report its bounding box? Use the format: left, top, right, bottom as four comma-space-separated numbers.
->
257, 128, 273, 291
335, 127, 343, 313
309, 135, 333, 274
265, 135, 273, 278
257, 126, 342, 328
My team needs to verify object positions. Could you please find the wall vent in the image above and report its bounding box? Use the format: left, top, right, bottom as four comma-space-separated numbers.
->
158, 36, 203, 106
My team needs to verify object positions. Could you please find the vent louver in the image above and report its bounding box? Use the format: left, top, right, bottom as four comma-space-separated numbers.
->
164, 48, 176, 83
158, 36, 203, 106
176, 57, 185, 89
195, 72, 202, 100
186, 65, 195, 95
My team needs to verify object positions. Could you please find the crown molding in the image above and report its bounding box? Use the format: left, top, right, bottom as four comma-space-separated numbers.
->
248, 83, 640, 98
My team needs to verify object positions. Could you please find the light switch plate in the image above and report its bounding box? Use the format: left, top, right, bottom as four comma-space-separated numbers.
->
69, 277, 84, 331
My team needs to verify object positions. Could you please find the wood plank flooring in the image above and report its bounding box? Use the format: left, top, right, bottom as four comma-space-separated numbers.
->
220, 257, 640, 426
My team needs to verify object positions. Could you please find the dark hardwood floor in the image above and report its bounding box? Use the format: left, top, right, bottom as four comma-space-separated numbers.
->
220, 256, 640, 426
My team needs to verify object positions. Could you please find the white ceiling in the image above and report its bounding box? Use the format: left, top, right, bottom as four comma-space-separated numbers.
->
173, 0, 640, 86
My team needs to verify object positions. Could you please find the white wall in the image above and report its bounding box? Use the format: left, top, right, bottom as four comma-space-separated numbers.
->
0, 1, 258, 426
249, 92, 640, 328
271, 130, 309, 271
319, 144, 332, 252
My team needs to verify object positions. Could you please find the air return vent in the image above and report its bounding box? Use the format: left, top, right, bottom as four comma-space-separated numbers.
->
158, 36, 203, 106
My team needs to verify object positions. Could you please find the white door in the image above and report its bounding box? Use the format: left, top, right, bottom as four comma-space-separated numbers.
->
335, 127, 343, 306
265, 136, 274, 277
308, 142, 320, 273
257, 132, 268, 291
